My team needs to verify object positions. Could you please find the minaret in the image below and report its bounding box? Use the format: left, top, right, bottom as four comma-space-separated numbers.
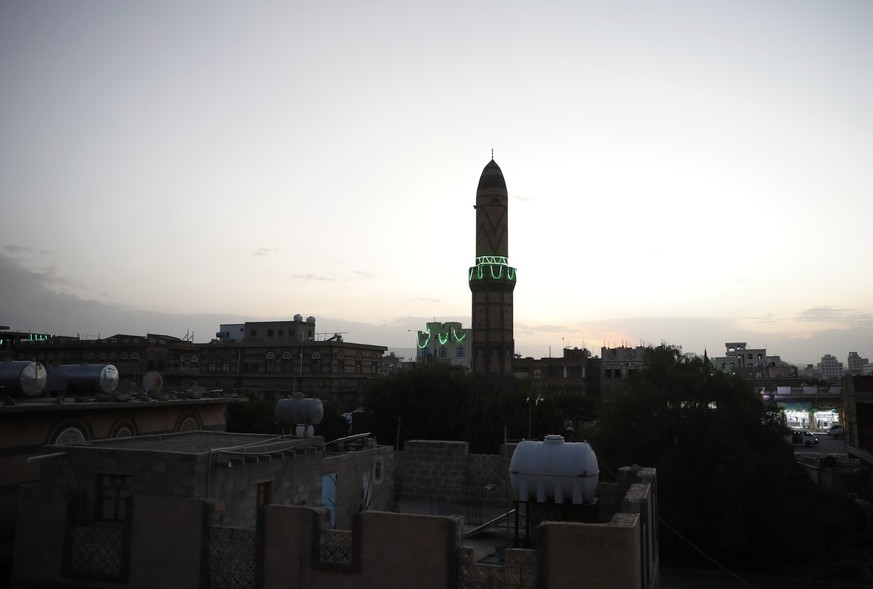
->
468, 159, 516, 376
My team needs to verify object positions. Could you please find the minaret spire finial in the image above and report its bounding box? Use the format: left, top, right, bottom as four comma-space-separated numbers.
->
491, 148, 494, 160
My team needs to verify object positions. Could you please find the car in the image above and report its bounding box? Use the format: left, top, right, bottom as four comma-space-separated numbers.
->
791, 431, 819, 446
828, 424, 844, 438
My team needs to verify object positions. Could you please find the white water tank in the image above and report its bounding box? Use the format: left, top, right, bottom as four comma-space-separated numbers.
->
509, 435, 599, 504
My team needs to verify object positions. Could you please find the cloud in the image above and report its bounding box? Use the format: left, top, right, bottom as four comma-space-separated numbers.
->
292, 273, 333, 282
794, 306, 873, 326
252, 248, 280, 256
354, 270, 375, 279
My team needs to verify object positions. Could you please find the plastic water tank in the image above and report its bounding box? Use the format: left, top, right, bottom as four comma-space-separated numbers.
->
45, 364, 119, 395
0, 361, 47, 397
509, 435, 599, 504
275, 396, 324, 427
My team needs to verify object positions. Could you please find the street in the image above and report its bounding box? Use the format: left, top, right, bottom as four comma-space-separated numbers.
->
791, 431, 845, 455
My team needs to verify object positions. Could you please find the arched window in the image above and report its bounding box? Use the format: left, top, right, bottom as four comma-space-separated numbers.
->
311, 351, 322, 373
55, 427, 86, 445
266, 351, 275, 373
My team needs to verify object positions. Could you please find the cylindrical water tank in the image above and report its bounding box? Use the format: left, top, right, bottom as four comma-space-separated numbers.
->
509, 435, 599, 504
45, 364, 119, 395
0, 361, 47, 397
275, 396, 324, 427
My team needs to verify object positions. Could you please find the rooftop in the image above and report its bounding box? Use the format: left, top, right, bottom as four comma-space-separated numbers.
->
57, 430, 317, 455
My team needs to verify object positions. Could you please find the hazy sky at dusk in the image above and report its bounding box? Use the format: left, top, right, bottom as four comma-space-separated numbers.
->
1, 1, 871, 366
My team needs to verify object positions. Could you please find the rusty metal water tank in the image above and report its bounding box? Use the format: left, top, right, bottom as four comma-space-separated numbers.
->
509, 435, 599, 504
0, 361, 47, 397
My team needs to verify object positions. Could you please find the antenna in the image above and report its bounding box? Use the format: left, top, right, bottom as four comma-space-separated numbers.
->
491, 148, 494, 159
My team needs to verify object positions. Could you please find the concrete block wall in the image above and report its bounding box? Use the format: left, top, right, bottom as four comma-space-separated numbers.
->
323, 445, 394, 529
261, 505, 462, 589
37, 445, 325, 529
398, 440, 469, 503
12, 465, 659, 589
38, 448, 203, 509
539, 513, 642, 589
213, 448, 323, 528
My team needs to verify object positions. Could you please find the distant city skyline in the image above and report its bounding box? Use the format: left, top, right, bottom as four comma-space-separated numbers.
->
2, 249, 871, 369
2, 2, 871, 369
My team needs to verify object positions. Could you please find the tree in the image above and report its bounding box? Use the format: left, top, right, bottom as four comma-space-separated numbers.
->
361, 366, 589, 453
362, 365, 471, 448
592, 345, 867, 574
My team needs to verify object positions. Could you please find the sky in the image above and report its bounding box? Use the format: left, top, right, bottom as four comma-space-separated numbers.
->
1, 1, 872, 368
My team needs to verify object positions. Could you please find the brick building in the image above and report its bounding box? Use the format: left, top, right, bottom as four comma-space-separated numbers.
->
6, 317, 387, 412
513, 347, 600, 397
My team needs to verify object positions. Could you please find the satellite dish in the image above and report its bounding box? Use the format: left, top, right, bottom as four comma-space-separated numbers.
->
142, 371, 164, 393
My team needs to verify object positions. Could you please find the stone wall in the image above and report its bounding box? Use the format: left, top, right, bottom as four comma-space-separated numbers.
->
323, 444, 395, 529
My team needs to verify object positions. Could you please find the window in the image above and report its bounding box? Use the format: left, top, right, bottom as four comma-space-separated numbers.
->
455, 347, 465, 358
96, 474, 131, 522
267, 329, 274, 337
266, 352, 275, 373
208, 361, 216, 372
250, 330, 258, 337
311, 352, 322, 373
282, 351, 292, 372
191, 355, 199, 369
355, 352, 363, 374
222, 360, 230, 372
55, 427, 86, 445
534, 369, 542, 380
278, 329, 284, 337
438, 348, 448, 358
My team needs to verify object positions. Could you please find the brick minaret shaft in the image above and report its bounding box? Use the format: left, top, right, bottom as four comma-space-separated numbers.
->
468, 159, 517, 376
